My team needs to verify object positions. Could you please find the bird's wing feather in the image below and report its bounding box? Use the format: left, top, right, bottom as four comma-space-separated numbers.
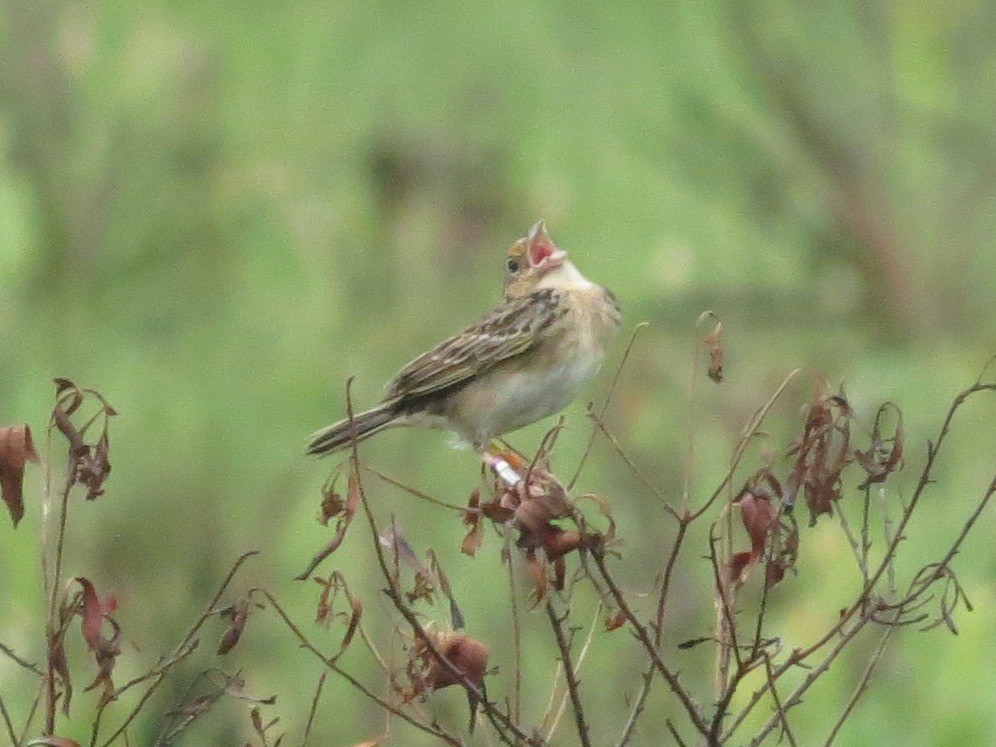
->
386, 289, 561, 400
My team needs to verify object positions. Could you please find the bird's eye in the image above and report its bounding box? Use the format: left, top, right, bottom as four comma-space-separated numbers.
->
507, 259, 520, 273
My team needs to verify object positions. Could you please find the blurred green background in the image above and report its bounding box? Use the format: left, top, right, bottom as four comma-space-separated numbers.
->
2, 1, 995, 745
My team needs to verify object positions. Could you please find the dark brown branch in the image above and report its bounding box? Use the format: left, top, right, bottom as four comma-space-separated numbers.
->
256, 589, 462, 747
591, 550, 710, 738
545, 600, 590, 747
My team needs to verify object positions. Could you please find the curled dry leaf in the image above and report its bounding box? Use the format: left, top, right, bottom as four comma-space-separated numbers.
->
74, 577, 121, 707
217, 599, 251, 655
786, 385, 853, 526
0, 423, 39, 527
25, 738, 83, 747
604, 610, 627, 632
855, 402, 904, 488
461, 487, 483, 556
295, 470, 360, 580
408, 631, 490, 698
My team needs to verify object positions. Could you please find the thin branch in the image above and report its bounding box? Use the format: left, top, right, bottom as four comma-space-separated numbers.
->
547, 603, 601, 743
504, 530, 523, 726
824, 620, 896, 746
343, 378, 538, 746
587, 413, 681, 520
544, 600, 590, 747
0, 694, 16, 747
591, 550, 710, 738
257, 590, 462, 747
569, 322, 648, 491
301, 670, 328, 746
94, 551, 259, 747
763, 653, 798, 747
364, 467, 467, 512
690, 367, 803, 521
0, 640, 43, 677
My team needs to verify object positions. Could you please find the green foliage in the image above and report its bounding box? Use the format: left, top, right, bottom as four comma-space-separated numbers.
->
1, 1, 995, 744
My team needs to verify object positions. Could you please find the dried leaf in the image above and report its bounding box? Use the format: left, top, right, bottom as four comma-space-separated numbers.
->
604, 610, 627, 632
318, 488, 344, 526
525, 550, 547, 603
411, 631, 490, 694
341, 596, 362, 651
0, 424, 39, 527
218, 599, 250, 655
74, 578, 121, 706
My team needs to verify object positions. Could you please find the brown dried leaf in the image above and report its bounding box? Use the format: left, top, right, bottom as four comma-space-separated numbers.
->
217, 599, 250, 655
415, 631, 490, 693
855, 404, 904, 488
74, 577, 121, 706
738, 491, 778, 558
525, 550, 547, 604
80, 430, 112, 501
604, 610, 627, 632
318, 488, 344, 526
728, 551, 754, 585
461, 519, 483, 557
0, 424, 39, 527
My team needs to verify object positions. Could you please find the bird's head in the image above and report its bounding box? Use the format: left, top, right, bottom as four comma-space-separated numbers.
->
503, 220, 570, 297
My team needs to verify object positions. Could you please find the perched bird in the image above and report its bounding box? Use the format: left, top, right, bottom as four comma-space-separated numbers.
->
307, 221, 621, 479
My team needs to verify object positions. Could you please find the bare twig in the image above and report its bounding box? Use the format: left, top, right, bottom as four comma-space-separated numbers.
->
591, 550, 710, 738
544, 600, 590, 747
824, 619, 896, 745
94, 551, 259, 747
256, 589, 462, 747
569, 322, 648, 491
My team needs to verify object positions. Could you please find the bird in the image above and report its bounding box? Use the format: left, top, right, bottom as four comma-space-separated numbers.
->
307, 220, 621, 482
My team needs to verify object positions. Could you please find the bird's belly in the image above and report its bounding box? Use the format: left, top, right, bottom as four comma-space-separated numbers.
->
449, 347, 603, 444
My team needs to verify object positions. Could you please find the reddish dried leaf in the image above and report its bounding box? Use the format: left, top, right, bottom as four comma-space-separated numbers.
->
552, 555, 567, 591
48, 634, 73, 716
738, 492, 778, 557
604, 610, 627, 632
729, 551, 755, 585
855, 405, 904, 488
480, 503, 515, 522
73, 577, 121, 706
314, 575, 335, 626
419, 631, 490, 692
81, 431, 112, 500
218, 600, 250, 655
525, 550, 547, 603
318, 488, 344, 526
75, 577, 105, 651
541, 527, 583, 561
25, 738, 82, 747
461, 519, 483, 557
0, 424, 39, 527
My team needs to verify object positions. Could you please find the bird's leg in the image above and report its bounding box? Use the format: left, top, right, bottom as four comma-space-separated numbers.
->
478, 442, 523, 488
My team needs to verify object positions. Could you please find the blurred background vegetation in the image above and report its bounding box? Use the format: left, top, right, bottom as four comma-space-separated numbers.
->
1, 1, 995, 744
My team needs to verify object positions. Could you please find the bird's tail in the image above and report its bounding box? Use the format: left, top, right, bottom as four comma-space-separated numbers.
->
307, 403, 398, 456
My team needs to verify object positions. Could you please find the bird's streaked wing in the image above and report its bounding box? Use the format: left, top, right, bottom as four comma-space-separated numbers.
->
385, 289, 562, 400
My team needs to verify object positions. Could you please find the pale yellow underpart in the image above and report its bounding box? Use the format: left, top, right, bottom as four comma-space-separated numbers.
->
404, 260, 620, 447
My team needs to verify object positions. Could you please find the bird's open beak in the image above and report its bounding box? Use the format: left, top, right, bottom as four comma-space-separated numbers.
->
526, 220, 567, 271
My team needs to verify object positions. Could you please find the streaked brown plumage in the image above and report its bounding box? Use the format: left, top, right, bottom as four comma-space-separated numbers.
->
307, 221, 621, 457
